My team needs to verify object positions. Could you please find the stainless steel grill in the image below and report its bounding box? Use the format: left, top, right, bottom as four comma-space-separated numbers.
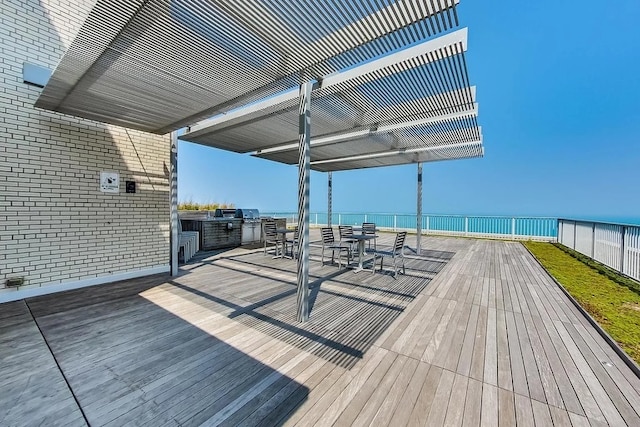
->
235, 209, 261, 245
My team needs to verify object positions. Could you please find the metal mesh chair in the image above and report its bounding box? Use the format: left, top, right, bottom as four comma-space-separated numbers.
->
373, 231, 407, 278
321, 227, 352, 268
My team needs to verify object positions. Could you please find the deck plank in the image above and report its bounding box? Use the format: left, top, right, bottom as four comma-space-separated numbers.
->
497, 387, 516, 427
461, 378, 482, 427
426, 368, 456, 426
443, 373, 468, 427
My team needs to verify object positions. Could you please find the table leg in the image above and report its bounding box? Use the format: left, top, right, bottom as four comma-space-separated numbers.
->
353, 240, 366, 273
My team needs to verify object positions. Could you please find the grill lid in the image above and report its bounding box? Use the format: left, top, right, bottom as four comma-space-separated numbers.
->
235, 209, 260, 220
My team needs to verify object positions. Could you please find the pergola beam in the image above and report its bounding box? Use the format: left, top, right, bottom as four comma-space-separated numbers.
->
311, 140, 482, 166
254, 103, 478, 156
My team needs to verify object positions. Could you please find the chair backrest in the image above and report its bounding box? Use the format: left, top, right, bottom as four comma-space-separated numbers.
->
362, 222, 376, 235
321, 227, 335, 244
263, 221, 277, 238
393, 231, 407, 254
338, 225, 354, 239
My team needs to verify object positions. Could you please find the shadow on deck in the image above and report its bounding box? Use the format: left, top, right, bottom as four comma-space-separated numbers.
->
168, 241, 455, 370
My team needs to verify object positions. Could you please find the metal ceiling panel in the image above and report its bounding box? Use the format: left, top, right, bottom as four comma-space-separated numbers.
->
182, 29, 476, 153
35, 0, 460, 134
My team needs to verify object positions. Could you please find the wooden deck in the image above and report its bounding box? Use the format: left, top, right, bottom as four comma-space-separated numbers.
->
2, 231, 640, 426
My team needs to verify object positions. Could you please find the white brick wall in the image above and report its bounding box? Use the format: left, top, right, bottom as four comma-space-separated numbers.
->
1, 0, 170, 295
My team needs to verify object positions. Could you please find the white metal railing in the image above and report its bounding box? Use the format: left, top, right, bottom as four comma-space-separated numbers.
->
261, 212, 557, 241
558, 219, 640, 282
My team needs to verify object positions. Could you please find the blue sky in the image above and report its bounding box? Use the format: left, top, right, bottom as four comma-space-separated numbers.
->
178, 0, 640, 220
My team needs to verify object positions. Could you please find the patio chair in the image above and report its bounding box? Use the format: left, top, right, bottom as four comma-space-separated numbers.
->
373, 231, 407, 278
285, 226, 299, 259
361, 222, 377, 251
338, 225, 358, 252
263, 221, 281, 256
321, 227, 352, 268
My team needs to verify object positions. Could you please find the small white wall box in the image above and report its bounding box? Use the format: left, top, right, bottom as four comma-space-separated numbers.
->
100, 171, 120, 193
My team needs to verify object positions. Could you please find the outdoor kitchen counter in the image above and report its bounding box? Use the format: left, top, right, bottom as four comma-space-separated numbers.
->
180, 218, 242, 250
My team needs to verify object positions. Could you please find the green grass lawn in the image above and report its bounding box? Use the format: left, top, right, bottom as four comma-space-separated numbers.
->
524, 241, 640, 365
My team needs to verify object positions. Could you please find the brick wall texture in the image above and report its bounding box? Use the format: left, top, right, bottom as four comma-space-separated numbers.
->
1, 0, 170, 293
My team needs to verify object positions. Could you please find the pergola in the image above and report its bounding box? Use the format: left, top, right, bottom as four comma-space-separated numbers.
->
35, 0, 482, 322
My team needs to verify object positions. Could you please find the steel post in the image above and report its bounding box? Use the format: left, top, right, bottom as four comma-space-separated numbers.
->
416, 163, 422, 254
296, 81, 312, 322
328, 172, 332, 227
170, 132, 179, 276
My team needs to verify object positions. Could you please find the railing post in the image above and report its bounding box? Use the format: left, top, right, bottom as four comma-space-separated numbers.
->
315, 213, 318, 225
557, 219, 561, 243
591, 222, 596, 258
394, 215, 397, 231
464, 216, 468, 236
426, 215, 430, 233
338, 214, 341, 225
364, 214, 367, 223
511, 217, 516, 239
621, 226, 626, 274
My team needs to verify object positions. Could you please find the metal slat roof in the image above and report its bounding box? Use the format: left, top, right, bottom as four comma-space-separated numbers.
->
35, 0, 460, 134
181, 28, 483, 171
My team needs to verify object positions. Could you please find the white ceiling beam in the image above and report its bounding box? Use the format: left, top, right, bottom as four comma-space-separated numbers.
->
186, 88, 299, 136
320, 27, 467, 90
254, 103, 478, 155
310, 140, 483, 166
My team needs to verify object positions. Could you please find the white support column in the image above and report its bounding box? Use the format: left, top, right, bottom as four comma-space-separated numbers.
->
170, 132, 179, 276
296, 81, 312, 323
416, 162, 423, 254
327, 172, 332, 227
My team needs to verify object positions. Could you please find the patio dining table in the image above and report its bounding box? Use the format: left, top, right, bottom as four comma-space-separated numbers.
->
348, 234, 377, 273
